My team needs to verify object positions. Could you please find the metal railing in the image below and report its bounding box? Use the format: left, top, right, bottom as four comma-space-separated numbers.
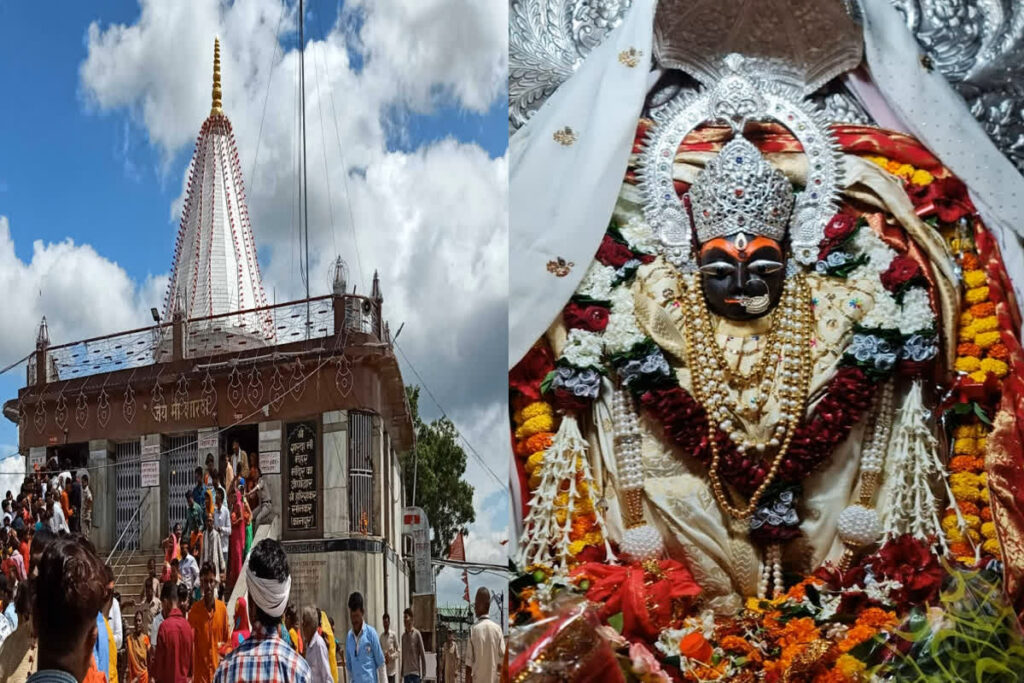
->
37, 293, 384, 383
106, 487, 151, 585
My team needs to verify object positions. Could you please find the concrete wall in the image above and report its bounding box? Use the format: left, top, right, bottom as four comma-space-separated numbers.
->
258, 420, 282, 524
140, 434, 164, 550
323, 410, 349, 536
87, 440, 116, 554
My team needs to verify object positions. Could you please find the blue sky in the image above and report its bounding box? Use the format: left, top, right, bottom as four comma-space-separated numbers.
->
0, 0, 509, 609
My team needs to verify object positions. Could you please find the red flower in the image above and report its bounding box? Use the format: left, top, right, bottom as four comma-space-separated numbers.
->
595, 235, 635, 269
880, 255, 923, 292
563, 302, 610, 332
550, 386, 590, 413
509, 344, 554, 401
572, 559, 701, 642
908, 177, 976, 222
824, 213, 857, 241
868, 535, 944, 605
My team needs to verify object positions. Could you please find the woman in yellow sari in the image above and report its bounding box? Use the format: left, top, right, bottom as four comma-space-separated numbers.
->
125, 611, 150, 683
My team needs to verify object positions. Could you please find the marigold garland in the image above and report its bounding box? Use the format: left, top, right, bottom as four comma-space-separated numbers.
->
944, 230, 1005, 562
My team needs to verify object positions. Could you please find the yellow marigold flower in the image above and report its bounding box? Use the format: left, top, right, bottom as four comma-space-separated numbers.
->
983, 538, 1001, 556
554, 491, 569, 507
895, 163, 915, 179
555, 509, 568, 525
972, 315, 998, 333
836, 653, 867, 678
576, 480, 589, 496
947, 527, 981, 543
980, 358, 1009, 377
959, 326, 976, 342
963, 513, 981, 530
951, 472, 980, 489
525, 451, 545, 474
515, 413, 555, 440
568, 540, 586, 556
954, 424, 984, 438
911, 168, 934, 185
950, 238, 964, 253
529, 473, 541, 489
966, 286, 990, 304
977, 437, 987, 452
981, 521, 998, 539
980, 486, 991, 503
953, 437, 978, 455
960, 311, 974, 326
963, 270, 987, 289
941, 515, 960, 533
969, 370, 989, 383
515, 401, 553, 424
954, 357, 981, 373
980, 472, 988, 486
886, 159, 903, 174
867, 155, 889, 167
583, 531, 603, 545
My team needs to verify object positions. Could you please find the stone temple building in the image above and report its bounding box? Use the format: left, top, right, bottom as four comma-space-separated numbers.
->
2, 39, 413, 627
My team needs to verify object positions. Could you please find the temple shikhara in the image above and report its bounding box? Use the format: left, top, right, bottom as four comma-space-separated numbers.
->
2, 39, 413, 626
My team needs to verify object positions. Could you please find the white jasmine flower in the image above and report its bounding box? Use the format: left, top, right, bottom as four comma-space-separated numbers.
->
852, 227, 896, 274
604, 286, 645, 354
577, 262, 616, 300
619, 216, 658, 254
900, 287, 936, 333
861, 288, 900, 328
562, 328, 603, 368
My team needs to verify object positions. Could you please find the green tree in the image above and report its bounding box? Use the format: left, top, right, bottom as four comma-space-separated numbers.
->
402, 386, 476, 561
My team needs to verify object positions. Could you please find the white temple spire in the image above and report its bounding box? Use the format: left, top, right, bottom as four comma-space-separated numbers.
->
163, 38, 272, 346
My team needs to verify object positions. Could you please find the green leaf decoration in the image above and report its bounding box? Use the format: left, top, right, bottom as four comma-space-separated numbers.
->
608, 612, 624, 634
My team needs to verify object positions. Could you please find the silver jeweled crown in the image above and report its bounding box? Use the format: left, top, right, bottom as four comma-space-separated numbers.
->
688, 137, 795, 244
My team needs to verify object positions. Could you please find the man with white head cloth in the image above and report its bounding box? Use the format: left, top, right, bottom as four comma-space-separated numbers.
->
213, 539, 311, 683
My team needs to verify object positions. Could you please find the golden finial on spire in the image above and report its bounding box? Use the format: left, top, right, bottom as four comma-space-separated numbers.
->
211, 37, 223, 116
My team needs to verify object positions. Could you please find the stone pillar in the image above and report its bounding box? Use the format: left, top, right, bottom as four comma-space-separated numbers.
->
322, 410, 348, 537
140, 434, 165, 551
258, 421, 282, 524
87, 440, 115, 554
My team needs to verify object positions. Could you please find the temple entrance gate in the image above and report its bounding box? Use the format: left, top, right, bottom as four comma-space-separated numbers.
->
167, 433, 198, 531
114, 441, 141, 551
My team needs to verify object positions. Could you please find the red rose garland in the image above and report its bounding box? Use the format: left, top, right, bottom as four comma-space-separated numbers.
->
635, 367, 875, 496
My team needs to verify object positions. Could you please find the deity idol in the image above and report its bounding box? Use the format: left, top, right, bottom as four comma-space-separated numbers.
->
509, 0, 1024, 680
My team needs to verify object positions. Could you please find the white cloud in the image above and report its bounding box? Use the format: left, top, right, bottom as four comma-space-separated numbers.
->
0, 216, 168, 366
0, 453, 24, 499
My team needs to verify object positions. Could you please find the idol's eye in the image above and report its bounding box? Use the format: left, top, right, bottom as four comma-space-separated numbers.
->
749, 260, 783, 276
699, 261, 736, 277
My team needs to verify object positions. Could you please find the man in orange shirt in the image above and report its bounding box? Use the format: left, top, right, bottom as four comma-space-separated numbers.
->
188, 561, 230, 683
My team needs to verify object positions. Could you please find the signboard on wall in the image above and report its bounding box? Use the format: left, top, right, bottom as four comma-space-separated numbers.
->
141, 460, 160, 487
284, 420, 320, 538
403, 506, 432, 595
260, 451, 281, 475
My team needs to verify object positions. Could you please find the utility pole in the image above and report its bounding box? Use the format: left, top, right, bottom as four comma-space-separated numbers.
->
299, 0, 311, 337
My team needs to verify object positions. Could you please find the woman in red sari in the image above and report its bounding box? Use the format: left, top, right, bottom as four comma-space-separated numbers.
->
227, 483, 245, 591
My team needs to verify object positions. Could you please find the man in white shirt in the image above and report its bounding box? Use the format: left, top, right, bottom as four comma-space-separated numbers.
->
380, 612, 400, 683
179, 540, 200, 600
465, 588, 504, 683
49, 494, 69, 534
302, 605, 334, 682
213, 488, 231, 571
199, 514, 224, 585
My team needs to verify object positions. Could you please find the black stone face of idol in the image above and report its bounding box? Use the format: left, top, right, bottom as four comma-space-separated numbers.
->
698, 233, 785, 321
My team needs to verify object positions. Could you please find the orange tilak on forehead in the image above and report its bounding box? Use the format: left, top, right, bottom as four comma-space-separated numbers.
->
700, 235, 781, 261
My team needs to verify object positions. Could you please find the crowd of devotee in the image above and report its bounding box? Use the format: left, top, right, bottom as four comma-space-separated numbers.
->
0, 443, 505, 683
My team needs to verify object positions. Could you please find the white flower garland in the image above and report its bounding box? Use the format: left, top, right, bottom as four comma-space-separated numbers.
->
605, 286, 646, 354
577, 262, 616, 300
618, 215, 660, 255
562, 328, 604, 368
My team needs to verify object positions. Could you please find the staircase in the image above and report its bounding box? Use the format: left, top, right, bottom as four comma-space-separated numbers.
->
113, 551, 165, 618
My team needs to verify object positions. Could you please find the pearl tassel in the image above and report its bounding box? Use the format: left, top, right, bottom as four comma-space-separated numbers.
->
613, 387, 664, 561
757, 544, 784, 599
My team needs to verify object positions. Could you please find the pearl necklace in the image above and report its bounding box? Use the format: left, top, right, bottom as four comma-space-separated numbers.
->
681, 272, 814, 519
